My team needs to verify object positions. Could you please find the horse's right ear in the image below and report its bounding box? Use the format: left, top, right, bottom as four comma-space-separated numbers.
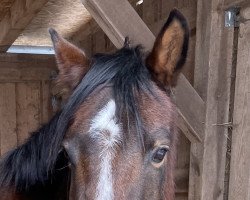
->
49, 28, 90, 99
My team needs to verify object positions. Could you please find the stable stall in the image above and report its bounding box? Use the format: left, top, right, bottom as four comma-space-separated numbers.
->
0, 0, 249, 199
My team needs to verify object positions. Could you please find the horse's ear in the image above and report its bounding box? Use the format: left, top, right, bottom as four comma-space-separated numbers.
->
146, 9, 189, 86
49, 28, 90, 99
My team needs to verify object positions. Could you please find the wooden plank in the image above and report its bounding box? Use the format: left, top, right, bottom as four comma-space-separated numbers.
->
74, 34, 93, 56
16, 82, 41, 144
0, 53, 56, 82
0, 83, 17, 155
174, 74, 204, 142
0, 53, 55, 64
82, 0, 155, 50
143, 0, 196, 35
81, 0, 205, 143
72, 0, 197, 54
228, 7, 250, 200
189, 0, 235, 199
176, 194, 188, 200
41, 81, 52, 124
175, 168, 189, 194
92, 31, 106, 53
175, 135, 190, 194
69, 20, 98, 54
0, 0, 49, 52
0, 66, 55, 82
142, 0, 160, 25
149, 12, 196, 36
223, 0, 250, 9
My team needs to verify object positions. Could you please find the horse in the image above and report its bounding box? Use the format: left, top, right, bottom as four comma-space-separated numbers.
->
0, 9, 189, 200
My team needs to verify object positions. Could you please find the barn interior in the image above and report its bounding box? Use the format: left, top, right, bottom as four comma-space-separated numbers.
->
0, 0, 249, 199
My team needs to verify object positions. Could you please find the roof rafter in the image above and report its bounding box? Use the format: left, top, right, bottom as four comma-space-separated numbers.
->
0, 0, 49, 52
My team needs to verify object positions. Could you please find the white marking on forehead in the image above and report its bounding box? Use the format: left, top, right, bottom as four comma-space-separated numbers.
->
89, 99, 121, 200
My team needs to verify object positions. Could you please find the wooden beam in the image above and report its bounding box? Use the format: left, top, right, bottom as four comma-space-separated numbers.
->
0, 53, 55, 66
228, 7, 250, 200
189, 0, 235, 199
71, 1, 197, 50
174, 74, 204, 143
81, 0, 205, 143
0, 53, 56, 82
82, 0, 155, 50
0, 53, 55, 64
0, 0, 49, 52
222, 0, 250, 9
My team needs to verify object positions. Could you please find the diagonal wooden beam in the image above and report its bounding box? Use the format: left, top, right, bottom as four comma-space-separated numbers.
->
82, 0, 155, 50
0, 0, 49, 52
81, 0, 205, 143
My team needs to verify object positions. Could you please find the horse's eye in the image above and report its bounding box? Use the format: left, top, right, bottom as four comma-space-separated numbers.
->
152, 147, 169, 163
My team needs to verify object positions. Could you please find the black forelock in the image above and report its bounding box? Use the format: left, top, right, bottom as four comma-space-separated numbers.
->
0, 46, 155, 192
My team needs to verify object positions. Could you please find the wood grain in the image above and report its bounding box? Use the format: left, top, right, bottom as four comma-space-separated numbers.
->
82, 0, 155, 50
0, 53, 55, 64
174, 74, 204, 143
0, 66, 55, 82
189, 0, 235, 199
228, 9, 250, 200
0, 83, 17, 155
223, 0, 250, 9
16, 82, 41, 144
41, 80, 52, 124
0, 53, 56, 82
0, 0, 49, 52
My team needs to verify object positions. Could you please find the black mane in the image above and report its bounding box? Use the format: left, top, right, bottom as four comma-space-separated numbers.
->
0, 46, 154, 194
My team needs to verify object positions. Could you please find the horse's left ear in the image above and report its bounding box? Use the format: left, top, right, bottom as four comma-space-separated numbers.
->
49, 28, 90, 99
146, 9, 189, 86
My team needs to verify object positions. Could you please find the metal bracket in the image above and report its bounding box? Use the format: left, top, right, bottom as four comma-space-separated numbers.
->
225, 7, 240, 27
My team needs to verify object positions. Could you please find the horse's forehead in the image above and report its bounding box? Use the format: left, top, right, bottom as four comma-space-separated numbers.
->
69, 85, 174, 139
139, 87, 175, 126
89, 99, 121, 145
70, 88, 112, 133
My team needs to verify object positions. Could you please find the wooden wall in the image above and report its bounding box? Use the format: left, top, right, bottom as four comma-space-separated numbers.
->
0, 54, 56, 155
228, 6, 250, 200
0, 1, 198, 199
2, 1, 250, 199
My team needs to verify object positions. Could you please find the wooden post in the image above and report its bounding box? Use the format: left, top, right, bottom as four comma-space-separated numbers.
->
228, 7, 250, 200
189, 0, 235, 199
81, 0, 205, 143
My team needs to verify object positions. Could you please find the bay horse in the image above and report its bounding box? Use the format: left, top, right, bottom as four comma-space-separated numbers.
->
0, 9, 189, 200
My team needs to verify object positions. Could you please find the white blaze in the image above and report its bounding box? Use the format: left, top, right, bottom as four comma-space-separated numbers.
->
89, 100, 121, 200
